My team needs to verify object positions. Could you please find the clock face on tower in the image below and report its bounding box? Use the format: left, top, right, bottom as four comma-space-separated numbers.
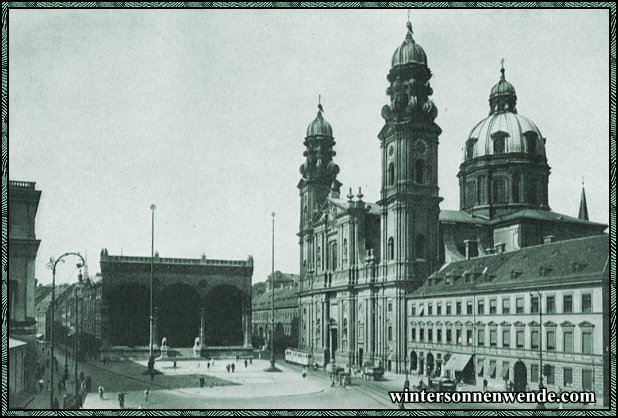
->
387, 143, 395, 160
413, 139, 428, 157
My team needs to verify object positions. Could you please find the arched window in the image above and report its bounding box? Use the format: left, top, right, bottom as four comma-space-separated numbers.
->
388, 163, 395, 186
466, 180, 476, 207
493, 178, 507, 204
342, 239, 348, 264
416, 235, 426, 260
388, 237, 395, 260
493, 137, 506, 154
331, 242, 338, 270
526, 177, 538, 205
415, 159, 425, 184
477, 176, 487, 204
512, 173, 520, 203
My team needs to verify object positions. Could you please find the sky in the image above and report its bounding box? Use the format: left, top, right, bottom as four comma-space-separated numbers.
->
8, 8, 610, 286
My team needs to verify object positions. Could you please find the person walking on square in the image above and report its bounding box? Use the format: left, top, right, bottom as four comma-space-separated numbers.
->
98, 385, 105, 400
226, 364, 230, 373
244, 359, 248, 368
144, 388, 149, 405
483, 378, 488, 392
207, 361, 210, 370
231, 363, 235, 373
118, 392, 125, 409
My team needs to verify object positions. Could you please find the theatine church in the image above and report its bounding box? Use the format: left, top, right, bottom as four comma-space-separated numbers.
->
295, 20, 607, 380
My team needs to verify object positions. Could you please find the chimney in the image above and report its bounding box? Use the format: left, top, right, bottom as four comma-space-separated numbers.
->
494, 242, 506, 254
543, 235, 554, 244
464, 240, 478, 259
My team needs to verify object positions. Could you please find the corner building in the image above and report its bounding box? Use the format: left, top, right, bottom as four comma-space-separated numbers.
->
296, 21, 607, 381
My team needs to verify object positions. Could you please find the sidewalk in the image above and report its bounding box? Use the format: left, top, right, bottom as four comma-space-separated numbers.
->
377, 370, 602, 410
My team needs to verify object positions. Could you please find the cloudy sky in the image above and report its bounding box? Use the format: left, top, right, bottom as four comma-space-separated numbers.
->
8, 8, 610, 286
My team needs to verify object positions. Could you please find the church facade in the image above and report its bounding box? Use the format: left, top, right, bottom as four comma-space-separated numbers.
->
296, 22, 606, 375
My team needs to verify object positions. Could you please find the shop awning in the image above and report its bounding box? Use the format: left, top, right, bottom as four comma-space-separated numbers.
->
443, 353, 473, 372
489, 363, 497, 378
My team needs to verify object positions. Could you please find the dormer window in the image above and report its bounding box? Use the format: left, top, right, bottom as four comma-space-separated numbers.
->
466, 139, 477, 160
525, 132, 537, 154
539, 266, 553, 277
493, 136, 506, 154
511, 270, 523, 279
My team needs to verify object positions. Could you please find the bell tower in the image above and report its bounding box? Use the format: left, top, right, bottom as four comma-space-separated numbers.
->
378, 21, 442, 283
298, 101, 341, 283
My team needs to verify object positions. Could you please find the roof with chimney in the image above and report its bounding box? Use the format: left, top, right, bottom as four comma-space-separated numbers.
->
410, 234, 608, 298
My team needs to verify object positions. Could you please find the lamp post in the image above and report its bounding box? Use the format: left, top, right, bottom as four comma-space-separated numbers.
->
47, 252, 86, 409
64, 305, 69, 385
265, 212, 280, 372
531, 290, 545, 409
74, 269, 83, 399
149, 204, 156, 362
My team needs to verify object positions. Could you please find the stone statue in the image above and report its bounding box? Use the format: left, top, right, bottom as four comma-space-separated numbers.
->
193, 337, 201, 357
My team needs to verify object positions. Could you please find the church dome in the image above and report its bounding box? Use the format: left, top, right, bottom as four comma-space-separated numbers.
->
490, 76, 516, 99
391, 22, 427, 68
464, 111, 546, 161
306, 109, 333, 137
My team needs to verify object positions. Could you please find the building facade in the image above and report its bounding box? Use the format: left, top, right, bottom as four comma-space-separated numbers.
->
407, 234, 608, 397
296, 20, 607, 380
99, 250, 253, 351
8, 180, 41, 332
252, 286, 299, 351
8, 179, 42, 399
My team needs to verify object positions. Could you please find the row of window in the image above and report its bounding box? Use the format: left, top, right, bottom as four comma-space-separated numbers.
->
464, 174, 543, 207
478, 361, 592, 390
465, 133, 537, 160
411, 325, 594, 354
387, 235, 426, 260
411, 293, 593, 316
387, 160, 429, 186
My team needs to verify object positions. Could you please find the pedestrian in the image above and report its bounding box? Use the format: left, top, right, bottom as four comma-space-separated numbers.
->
207, 361, 210, 370
302, 367, 307, 378
236, 354, 240, 362
118, 392, 125, 409
244, 359, 248, 368
38, 378, 44, 392
483, 378, 488, 392
226, 364, 230, 373
144, 388, 149, 404
99, 385, 105, 399
231, 363, 235, 373
173, 358, 177, 369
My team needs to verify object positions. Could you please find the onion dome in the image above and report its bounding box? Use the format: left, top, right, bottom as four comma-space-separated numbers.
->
391, 21, 427, 68
489, 61, 517, 114
306, 107, 333, 137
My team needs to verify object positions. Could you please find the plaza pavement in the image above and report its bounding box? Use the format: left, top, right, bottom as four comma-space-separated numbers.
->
15, 345, 603, 410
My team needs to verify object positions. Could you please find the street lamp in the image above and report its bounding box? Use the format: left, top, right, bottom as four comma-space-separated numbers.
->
47, 252, 86, 409
74, 269, 83, 400
265, 212, 280, 372
531, 290, 545, 410
149, 204, 156, 363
